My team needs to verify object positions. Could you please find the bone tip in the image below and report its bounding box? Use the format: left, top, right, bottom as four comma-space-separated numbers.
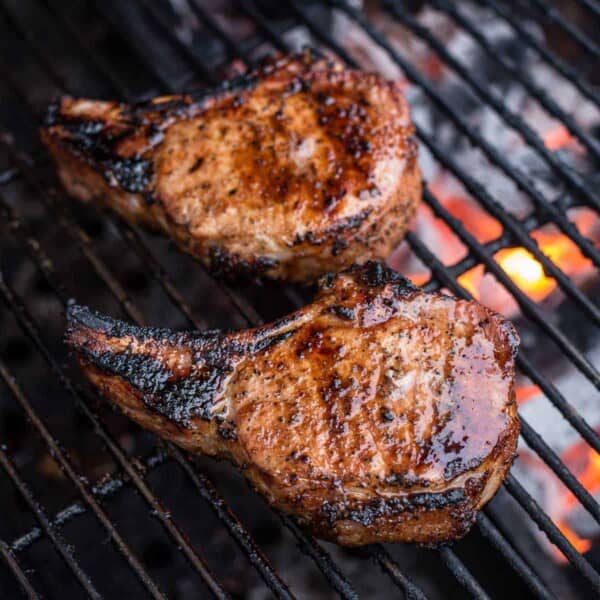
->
66, 302, 114, 335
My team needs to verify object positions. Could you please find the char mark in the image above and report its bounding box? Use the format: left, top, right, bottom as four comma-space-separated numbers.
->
293, 209, 374, 248
321, 488, 468, 528
348, 261, 417, 293
66, 305, 296, 426
208, 246, 278, 282
45, 106, 153, 193
66, 303, 209, 343
323, 305, 355, 320
66, 305, 232, 425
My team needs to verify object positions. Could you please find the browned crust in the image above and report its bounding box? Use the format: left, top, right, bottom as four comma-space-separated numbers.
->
65, 262, 520, 546
41, 52, 422, 282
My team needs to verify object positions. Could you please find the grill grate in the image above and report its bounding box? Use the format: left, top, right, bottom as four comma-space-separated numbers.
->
0, 0, 598, 598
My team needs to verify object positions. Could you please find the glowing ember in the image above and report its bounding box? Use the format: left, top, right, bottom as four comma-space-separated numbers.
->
457, 246, 555, 306
420, 54, 444, 81
515, 384, 541, 405
543, 125, 578, 152
497, 247, 556, 301
554, 521, 592, 561
428, 179, 502, 244
407, 271, 430, 287
547, 440, 600, 562
456, 208, 597, 314
578, 451, 600, 495
563, 448, 600, 511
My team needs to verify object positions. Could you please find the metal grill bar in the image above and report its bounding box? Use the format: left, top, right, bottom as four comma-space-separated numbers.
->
114, 218, 204, 329
0, 140, 293, 599
382, 0, 600, 209
76, 4, 418, 596
475, 514, 555, 600
368, 546, 428, 600
0, 443, 101, 598
403, 230, 600, 593
577, 0, 600, 19
331, 0, 600, 271
178, 4, 567, 598
504, 475, 600, 590
239, 0, 291, 52
438, 547, 491, 600
188, 0, 248, 61
518, 419, 600, 523
140, 0, 219, 84
326, 1, 600, 387
277, 517, 360, 600
18, 3, 367, 597
529, 0, 600, 60
8, 449, 169, 554
0, 539, 39, 599
290, 2, 600, 448
432, 0, 600, 159
0, 0, 598, 598
481, 0, 600, 105
145, 0, 225, 84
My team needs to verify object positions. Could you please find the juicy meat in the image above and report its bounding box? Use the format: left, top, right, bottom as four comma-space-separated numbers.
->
41, 52, 421, 282
65, 262, 519, 546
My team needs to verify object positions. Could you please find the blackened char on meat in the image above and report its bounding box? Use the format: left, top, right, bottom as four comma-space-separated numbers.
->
41, 52, 421, 282
66, 262, 520, 546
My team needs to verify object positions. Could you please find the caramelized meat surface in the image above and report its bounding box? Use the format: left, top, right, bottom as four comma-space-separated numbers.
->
41, 52, 421, 282
65, 262, 519, 546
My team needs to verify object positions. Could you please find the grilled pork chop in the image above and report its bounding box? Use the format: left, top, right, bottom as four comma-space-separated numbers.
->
41, 52, 421, 282
66, 262, 519, 546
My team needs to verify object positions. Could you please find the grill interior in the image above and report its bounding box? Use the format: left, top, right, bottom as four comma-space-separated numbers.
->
0, 1, 599, 598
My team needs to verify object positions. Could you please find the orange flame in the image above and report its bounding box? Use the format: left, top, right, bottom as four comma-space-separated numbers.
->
457, 209, 596, 311
496, 247, 556, 301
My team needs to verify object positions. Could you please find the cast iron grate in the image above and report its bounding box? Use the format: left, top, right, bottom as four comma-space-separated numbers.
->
0, 0, 598, 598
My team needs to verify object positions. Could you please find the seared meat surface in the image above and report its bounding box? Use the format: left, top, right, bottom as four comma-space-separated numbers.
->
41, 52, 421, 282
66, 262, 519, 546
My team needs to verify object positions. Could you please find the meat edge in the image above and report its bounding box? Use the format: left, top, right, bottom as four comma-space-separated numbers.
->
41, 128, 421, 282
66, 321, 519, 547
